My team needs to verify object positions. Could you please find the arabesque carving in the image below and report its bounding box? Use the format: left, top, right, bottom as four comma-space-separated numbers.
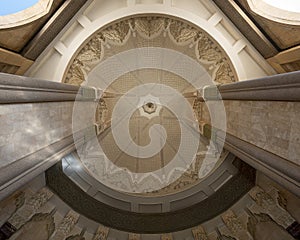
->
8, 188, 53, 229
51, 210, 79, 240
221, 210, 253, 240
249, 186, 295, 229
128, 233, 141, 240
161, 233, 173, 240
192, 225, 208, 240
64, 16, 237, 86
95, 98, 108, 131
92, 225, 109, 240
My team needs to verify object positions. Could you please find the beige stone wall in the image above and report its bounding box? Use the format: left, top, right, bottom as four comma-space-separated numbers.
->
201, 100, 300, 165
0, 101, 93, 168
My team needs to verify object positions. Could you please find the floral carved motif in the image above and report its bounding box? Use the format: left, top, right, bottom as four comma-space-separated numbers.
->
134, 17, 165, 39
192, 225, 209, 240
64, 16, 237, 87
168, 20, 198, 44
8, 188, 53, 229
92, 225, 109, 240
249, 186, 295, 228
221, 210, 253, 240
128, 233, 141, 240
161, 233, 173, 240
51, 210, 79, 240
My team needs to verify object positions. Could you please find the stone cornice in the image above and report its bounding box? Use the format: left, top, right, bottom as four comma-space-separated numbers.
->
0, 73, 99, 103
203, 71, 300, 101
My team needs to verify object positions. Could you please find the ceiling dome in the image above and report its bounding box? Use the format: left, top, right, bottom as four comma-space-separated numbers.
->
44, 15, 255, 233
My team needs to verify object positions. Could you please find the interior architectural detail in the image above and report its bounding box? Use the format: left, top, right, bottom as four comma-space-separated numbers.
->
63, 16, 237, 86
0, 0, 299, 239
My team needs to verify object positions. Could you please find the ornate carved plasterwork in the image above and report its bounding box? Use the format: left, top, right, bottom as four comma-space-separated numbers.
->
134, 17, 165, 39
51, 210, 79, 240
92, 225, 109, 240
168, 19, 198, 44
8, 188, 53, 229
128, 233, 141, 240
248, 186, 295, 229
95, 98, 108, 131
64, 16, 237, 86
12, 210, 56, 240
192, 225, 209, 240
102, 21, 131, 45
221, 210, 253, 240
161, 233, 173, 240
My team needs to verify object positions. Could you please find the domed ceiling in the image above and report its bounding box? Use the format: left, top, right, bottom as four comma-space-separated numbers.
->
61, 15, 238, 196
46, 15, 255, 234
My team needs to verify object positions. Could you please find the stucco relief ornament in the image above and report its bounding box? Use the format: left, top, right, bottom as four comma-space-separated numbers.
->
168, 20, 198, 45
51, 211, 79, 240
249, 186, 295, 229
214, 61, 235, 84
8, 188, 53, 229
64, 16, 237, 87
134, 17, 165, 39
12, 210, 56, 240
128, 233, 141, 240
71, 16, 230, 194
193, 98, 202, 121
65, 35, 103, 85
196, 34, 223, 63
221, 210, 253, 240
161, 233, 173, 240
192, 225, 209, 240
92, 225, 109, 240
95, 98, 108, 131
102, 21, 131, 45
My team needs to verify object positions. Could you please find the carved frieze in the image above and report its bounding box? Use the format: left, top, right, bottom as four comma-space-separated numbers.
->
128, 233, 141, 240
95, 98, 108, 131
168, 20, 198, 44
134, 17, 165, 39
192, 225, 209, 240
161, 233, 173, 240
51, 210, 79, 240
92, 225, 109, 240
221, 210, 253, 240
8, 188, 53, 229
249, 186, 295, 228
12, 210, 55, 240
64, 16, 237, 86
